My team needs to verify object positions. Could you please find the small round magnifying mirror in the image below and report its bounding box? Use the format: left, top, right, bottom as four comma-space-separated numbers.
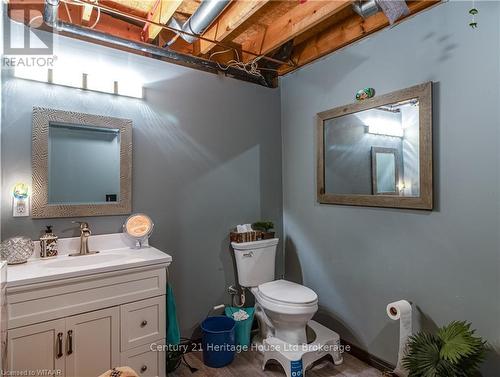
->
123, 213, 154, 248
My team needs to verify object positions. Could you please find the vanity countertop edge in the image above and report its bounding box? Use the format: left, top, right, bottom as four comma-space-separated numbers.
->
5, 233, 172, 288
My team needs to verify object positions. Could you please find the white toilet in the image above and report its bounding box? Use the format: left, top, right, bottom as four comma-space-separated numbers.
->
232, 238, 318, 345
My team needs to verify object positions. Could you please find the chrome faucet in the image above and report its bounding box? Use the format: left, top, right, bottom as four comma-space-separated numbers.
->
69, 221, 100, 256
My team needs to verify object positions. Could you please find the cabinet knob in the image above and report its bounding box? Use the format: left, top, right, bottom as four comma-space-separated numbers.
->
140, 365, 148, 373
140, 320, 148, 327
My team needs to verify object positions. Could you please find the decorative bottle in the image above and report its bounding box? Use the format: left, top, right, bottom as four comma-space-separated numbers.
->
40, 226, 58, 258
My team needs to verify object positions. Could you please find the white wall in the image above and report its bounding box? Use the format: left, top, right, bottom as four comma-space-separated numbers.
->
280, 1, 500, 374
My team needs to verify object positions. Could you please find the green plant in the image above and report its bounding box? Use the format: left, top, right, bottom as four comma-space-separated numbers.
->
252, 221, 274, 232
403, 321, 487, 377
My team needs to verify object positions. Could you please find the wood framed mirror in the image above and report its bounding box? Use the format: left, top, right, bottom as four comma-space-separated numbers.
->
32, 107, 132, 218
317, 82, 433, 210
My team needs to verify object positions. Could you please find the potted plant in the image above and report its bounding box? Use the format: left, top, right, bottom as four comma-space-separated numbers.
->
403, 321, 487, 377
252, 221, 275, 240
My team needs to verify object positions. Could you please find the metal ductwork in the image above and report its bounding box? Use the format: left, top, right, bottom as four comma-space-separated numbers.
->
166, 0, 230, 46
352, 0, 410, 24
352, 0, 380, 19
43, 0, 60, 27
41, 0, 273, 87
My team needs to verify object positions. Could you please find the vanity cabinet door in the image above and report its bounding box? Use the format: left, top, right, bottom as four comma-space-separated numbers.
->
65, 307, 120, 377
7, 319, 66, 375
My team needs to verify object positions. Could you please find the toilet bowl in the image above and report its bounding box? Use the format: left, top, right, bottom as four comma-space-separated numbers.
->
252, 279, 318, 344
232, 238, 318, 345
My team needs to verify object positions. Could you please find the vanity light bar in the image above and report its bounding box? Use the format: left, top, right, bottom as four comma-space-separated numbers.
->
367, 124, 404, 138
13, 68, 144, 99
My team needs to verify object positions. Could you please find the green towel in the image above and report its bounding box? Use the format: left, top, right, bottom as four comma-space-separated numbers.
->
167, 284, 180, 345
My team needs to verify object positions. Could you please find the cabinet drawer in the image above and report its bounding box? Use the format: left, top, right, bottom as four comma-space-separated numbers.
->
8, 266, 166, 329
120, 297, 165, 351
120, 340, 165, 377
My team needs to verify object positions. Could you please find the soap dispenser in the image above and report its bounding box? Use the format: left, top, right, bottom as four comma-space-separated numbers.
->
40, 226, 58, 258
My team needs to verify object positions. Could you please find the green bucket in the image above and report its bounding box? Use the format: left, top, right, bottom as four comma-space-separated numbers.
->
224, 307, 255, 347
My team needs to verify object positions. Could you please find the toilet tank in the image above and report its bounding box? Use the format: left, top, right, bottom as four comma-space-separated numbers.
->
231, 238, 278, 288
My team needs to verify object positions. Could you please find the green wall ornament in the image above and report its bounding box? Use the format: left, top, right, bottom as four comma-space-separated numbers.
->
469, 0, 478, 28
355, 88, 375, 101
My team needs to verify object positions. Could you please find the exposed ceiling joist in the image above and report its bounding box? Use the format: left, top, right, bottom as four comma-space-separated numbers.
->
8, 0, 443, 86
144, 0, 183, 42
279, 0, 440, 74
100, 0, 150, 17
198, 0, 270, 55
243, 0, 353, 60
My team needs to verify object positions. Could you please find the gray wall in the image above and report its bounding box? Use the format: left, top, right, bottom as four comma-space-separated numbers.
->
1, 29, 283, 336
281, 1, 500, 374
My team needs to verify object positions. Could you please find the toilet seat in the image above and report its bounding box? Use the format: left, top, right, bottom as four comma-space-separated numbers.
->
254, 280, 318, 316
258, 279, 317, 305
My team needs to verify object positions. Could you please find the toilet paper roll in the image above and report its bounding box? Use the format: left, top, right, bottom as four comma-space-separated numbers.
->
386, 300, 412, 377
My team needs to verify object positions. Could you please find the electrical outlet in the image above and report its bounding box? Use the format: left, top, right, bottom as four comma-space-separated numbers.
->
13, 198, 29, 217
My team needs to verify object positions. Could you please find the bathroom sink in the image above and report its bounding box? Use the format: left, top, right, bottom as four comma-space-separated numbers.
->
44, 253, 130, 268
6, 233, 172, 288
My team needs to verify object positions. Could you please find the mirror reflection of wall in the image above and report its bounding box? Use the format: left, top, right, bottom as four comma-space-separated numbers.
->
323, 98, 420, 197
48, 123, 121, 205
371, 147, 400, 195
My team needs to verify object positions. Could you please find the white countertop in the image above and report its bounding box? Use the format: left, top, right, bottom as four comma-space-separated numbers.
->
6, 233, 172, 288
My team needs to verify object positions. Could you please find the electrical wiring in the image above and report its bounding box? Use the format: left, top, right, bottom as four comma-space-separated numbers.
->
89, 7, 101, 29
28, 15, 43, 26
209, 48, 276, 79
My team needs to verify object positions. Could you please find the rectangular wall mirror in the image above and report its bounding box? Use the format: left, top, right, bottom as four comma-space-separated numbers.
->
32, 107, 132, 218
317, 82, 433, 210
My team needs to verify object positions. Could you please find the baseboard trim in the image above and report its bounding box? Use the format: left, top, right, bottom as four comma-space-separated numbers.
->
342, 340, 395, 374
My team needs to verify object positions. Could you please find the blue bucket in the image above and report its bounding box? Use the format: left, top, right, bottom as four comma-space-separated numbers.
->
201, 316, 236, 368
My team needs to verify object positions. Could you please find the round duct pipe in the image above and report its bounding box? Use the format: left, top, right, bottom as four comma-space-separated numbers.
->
352, 0, 380, 18
43, 0, 60, 27
166, 0, 230, 45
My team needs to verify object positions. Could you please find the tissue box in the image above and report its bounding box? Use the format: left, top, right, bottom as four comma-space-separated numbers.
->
230, 230, 275, 243
230, 231, 258, 243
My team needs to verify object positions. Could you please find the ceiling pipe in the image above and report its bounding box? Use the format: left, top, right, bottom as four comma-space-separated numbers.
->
164, 0, 230, 46
353, 0, 410, 24
43, 0, 60, 27
41, 0, 273, 87
352, 0, 380, 18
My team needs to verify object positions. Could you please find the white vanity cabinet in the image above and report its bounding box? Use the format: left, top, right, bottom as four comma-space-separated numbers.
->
6, 263, 169, 377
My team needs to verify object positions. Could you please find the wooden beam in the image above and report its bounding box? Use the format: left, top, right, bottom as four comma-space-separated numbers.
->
144, 0, 183, 42
90, 12, 145, 41
99, 0, 150, 17
279, 0, 440, 75
243, 0, 353, 59
198, 0, 270, 55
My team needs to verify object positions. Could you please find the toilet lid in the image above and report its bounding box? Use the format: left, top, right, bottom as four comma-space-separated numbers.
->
258, 280, 317, 304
